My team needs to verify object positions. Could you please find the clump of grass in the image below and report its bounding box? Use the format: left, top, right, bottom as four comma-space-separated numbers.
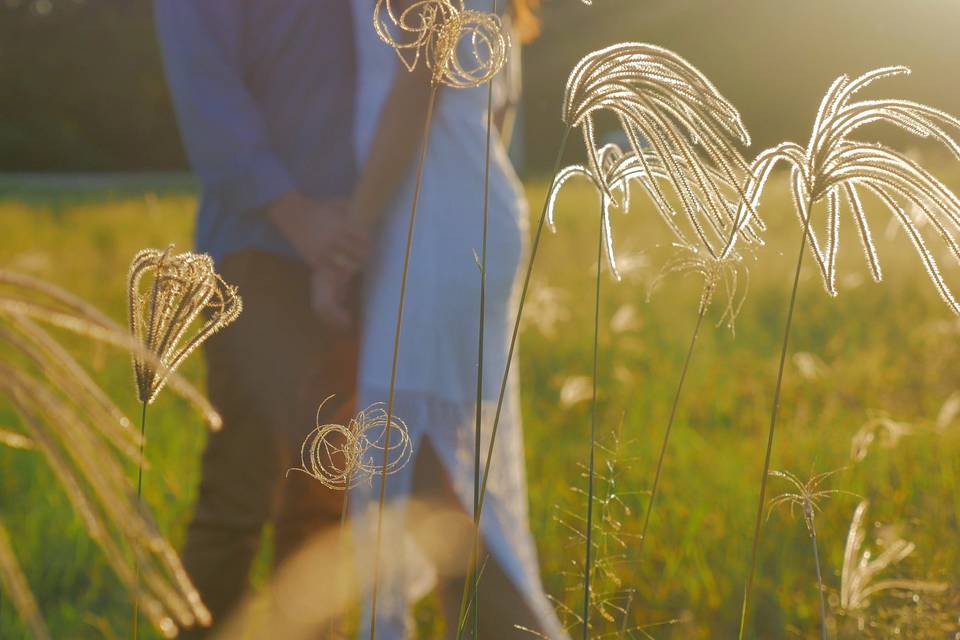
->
832, 500, 951, 637
0, 269, 215, 638
543, 428, 676, 639
735, 66, 960, 638
545, 44, 758, 635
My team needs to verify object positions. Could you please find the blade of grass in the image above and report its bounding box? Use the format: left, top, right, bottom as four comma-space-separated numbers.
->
369, 84, 439, 640
581, 198, 605, 640
738, 202, 813, 639
472, 2, 497, 635
636, 305, 706, 559
456, 126, 572, 639
810, 519, 828, 640
131, 398, 147, 640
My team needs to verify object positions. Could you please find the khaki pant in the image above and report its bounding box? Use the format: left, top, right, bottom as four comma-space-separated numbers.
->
180, 250, 358, 638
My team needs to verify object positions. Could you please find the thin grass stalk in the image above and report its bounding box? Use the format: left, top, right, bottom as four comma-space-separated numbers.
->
369, 84, 439, 640
636, 304, 706, 560
455, 126, 572, 639
131, 399, 148, 640
472, 2, 496, 636
809, 519, 828, 640
738, 202, 814, 639
581, 200, 605, 640
331, 479, 353, 640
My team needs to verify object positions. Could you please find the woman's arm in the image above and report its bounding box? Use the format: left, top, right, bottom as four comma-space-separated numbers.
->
309, 63, 435, 326
351, 63, 436, 229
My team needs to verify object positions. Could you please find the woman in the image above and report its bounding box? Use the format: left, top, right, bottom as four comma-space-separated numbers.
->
340, 1, 567, 638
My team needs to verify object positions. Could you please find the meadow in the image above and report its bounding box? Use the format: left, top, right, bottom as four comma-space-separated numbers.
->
1, 173, 958, 638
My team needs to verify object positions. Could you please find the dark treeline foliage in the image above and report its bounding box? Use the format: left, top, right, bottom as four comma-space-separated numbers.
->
0, 0, 181, 172
3, 0, 960, 174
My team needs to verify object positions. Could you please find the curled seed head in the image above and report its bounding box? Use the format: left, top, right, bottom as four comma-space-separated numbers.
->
374, 0, 508, 88
292, 399, 413, 490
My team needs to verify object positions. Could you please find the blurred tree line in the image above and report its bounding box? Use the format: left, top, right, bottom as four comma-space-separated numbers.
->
2, 0, 959, 174
0, 0, 181, 171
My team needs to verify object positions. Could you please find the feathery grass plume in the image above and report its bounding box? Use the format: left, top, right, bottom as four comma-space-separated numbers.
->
850, 413, 913, 462
543, 48, 755, 627
0, 272, 212, 638
650, 243, 750, 332
128, 246, 241, 406
127, 246, 239, 638
0, 520, 49, 640
547, 142, 753, 327
367, 4, 508, 638
835, 500, 948, 632
562, 44, 758, 259
727, 67, 960, 311
0, 426, 34, 450
0, 270, 221, 427
736, 67, 960, 638
768, 468, 854, 640
835, 590, 960, 639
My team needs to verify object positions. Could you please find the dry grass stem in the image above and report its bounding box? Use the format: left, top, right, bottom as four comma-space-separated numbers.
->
552, 431, 646, 638
0, 521, 50, 640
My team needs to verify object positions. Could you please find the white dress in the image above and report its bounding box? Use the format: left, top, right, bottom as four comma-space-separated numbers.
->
349, 1, 568, 638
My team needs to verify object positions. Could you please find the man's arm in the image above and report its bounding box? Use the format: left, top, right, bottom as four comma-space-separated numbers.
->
154, 1, 365, 273
154, 0, 294, 215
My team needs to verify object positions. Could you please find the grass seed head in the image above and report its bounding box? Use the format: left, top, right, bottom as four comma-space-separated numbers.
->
839, 500, 947, 615
731, 67, 960, 314
127, 245, 241, 405
373, 0, 508, 87
291, 399, 413, 490
561, 43, 757, 262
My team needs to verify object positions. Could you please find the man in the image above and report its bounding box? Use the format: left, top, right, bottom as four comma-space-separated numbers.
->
154, 1, 365, 635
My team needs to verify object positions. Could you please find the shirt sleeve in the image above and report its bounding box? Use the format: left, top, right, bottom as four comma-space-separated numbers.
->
154, 0, 296, 215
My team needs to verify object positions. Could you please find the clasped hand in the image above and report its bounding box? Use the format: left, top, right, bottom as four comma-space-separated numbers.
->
268, 192, 368, 328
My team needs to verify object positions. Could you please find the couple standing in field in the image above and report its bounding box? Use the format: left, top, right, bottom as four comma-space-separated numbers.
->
155, 0, 567, 638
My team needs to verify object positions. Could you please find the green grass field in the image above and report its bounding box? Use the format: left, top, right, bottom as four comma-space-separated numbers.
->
1, 175, 958, 638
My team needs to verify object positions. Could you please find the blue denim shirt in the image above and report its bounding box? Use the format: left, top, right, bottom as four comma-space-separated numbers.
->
154, 0, 356, 264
